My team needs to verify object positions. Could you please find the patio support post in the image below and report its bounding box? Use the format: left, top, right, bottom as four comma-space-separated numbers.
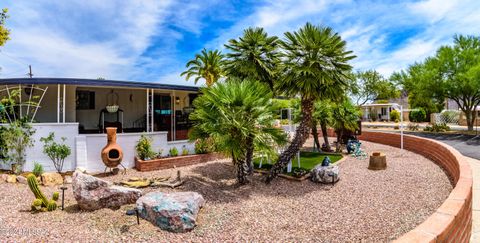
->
57, 84, 60, 123
172, 90, 176, 141
62, 84, 66, 123
146, 89, 150, 132
150, 89, 154, 132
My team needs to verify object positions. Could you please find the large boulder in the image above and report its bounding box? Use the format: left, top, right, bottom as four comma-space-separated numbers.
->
310, 164, 340, 184
41, 172, 64, 186
136, 191, 205, 232
72, 171, 142, 210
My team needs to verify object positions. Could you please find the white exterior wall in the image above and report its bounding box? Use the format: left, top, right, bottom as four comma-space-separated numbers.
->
1, 124, 194, 173
0, 123, 79, 172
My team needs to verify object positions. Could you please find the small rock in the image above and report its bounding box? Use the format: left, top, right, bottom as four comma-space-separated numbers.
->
41, 172, 64, 186
72, 171, 142, 211
64, 175, 73, 184
310, 164, 340, 184
136, 191, 205, 232
75, 167, 87, 174
6, 174, 17, 183
16, 175, 27, 184
0, 173, 8, 182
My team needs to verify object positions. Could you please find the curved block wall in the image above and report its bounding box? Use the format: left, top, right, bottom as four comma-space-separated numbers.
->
358, 131, 472, 242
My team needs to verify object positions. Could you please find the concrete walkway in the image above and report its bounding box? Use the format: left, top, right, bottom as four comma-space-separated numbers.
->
469, 157, 480, 242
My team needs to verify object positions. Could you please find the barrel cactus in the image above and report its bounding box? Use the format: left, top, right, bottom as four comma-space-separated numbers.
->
27, 174, 58, 211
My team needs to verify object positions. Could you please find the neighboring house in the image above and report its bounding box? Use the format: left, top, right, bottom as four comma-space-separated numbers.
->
360, 103, 403, 122
0, 78, 199, 173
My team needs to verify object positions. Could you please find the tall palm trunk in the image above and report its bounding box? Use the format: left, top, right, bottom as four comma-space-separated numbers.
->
232, 152, 248, 185
335, 128, 343, 152
320, 120, 331, 151
245, 134, 255, 175
266, 97, 313, 183
311, 121, 321, 151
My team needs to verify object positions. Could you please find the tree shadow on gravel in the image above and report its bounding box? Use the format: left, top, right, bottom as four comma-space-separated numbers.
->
179, 162, 333, 203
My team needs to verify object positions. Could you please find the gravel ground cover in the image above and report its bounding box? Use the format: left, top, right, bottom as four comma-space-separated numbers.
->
0, 140, 452, 242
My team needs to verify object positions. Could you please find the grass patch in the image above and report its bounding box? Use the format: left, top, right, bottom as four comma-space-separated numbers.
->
253, 151, 342, 177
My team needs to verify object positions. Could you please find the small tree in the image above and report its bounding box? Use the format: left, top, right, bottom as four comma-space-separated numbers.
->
40, 133, 71, 174
1, 118, 35, 174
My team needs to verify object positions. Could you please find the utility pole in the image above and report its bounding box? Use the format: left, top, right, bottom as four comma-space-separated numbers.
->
28, 65, 33, 78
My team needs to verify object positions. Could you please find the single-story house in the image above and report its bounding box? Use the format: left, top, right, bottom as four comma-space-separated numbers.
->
0, 78, 200, 173
360, 103, 410, 122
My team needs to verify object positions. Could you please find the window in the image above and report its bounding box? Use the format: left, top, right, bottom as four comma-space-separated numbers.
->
76, 90, 95, 110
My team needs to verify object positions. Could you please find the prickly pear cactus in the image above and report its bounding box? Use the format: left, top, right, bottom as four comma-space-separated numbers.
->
27, 174, 58, 212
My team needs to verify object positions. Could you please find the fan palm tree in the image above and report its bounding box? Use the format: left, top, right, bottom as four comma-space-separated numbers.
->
224, 27, 280, 90
266, 23, 355, 183
313, 99, 334, 151
189, 80, 286, 184
181, 49, 224, 87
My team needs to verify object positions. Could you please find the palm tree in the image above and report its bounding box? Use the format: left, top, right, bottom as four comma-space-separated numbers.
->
224, 27, 280, 90
331, 99, 361, 152
266, 23, 355, 183
313, 99, 334, 151
181, 49, 224, 87
189, 80, 286, 184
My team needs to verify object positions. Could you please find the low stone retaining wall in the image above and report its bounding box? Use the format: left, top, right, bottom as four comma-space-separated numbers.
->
135, 153, 224, 172
358, 131, 472, 242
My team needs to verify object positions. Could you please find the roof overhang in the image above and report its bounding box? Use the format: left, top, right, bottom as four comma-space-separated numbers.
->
0, 77, 200, 92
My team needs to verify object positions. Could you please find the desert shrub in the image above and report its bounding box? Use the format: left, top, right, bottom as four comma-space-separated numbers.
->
390, 110, 400, 122
1, 118, 36, 174
409, 108, 426, 122
169, 147, 179, 157
407, 123, 419, 131
32, 162, 44, 177
181, 146, 189, 156
194, 138, 214, 154
40, 132, 71, 173
135, 135, 156, 160
424, 123, 450, 132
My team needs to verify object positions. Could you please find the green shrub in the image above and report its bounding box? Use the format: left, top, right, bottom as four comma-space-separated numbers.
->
169, 147, 178, 157
194, 138, 213, 154
181, 146, 189, 156
369, 113, 377, 121
390, 110, 400, 122
424, 123, 450, 132
40, 132, 71, 174
135, 135, 156, 160
409, 108, 426, 122
32, 162, 44, 177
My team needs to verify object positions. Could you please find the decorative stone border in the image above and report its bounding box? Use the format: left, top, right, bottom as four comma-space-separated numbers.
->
135, 153, 224, 172
358, 131, 473, 242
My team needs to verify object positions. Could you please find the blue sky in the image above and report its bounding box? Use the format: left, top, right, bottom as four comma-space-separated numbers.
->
0, 0, 479, 86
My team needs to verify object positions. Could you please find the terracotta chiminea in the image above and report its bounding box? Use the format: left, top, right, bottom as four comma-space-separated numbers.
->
101, 127, 125, 174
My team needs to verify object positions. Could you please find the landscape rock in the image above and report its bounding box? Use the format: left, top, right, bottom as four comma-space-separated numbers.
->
310, 164, 340, 184
72, 171, 142, 210
16, 175, 27, 184
64, 176, 73, 184
0, 173, 8, 182
6, 175, 17, 183
136, 191, 205, 232
41, 172, 64, 186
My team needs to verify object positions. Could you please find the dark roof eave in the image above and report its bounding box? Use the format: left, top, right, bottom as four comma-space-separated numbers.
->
0, 77, 199, 92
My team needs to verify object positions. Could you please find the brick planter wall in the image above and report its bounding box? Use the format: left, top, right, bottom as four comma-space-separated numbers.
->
135, 153, 224, 172
358, 131, 473, 242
